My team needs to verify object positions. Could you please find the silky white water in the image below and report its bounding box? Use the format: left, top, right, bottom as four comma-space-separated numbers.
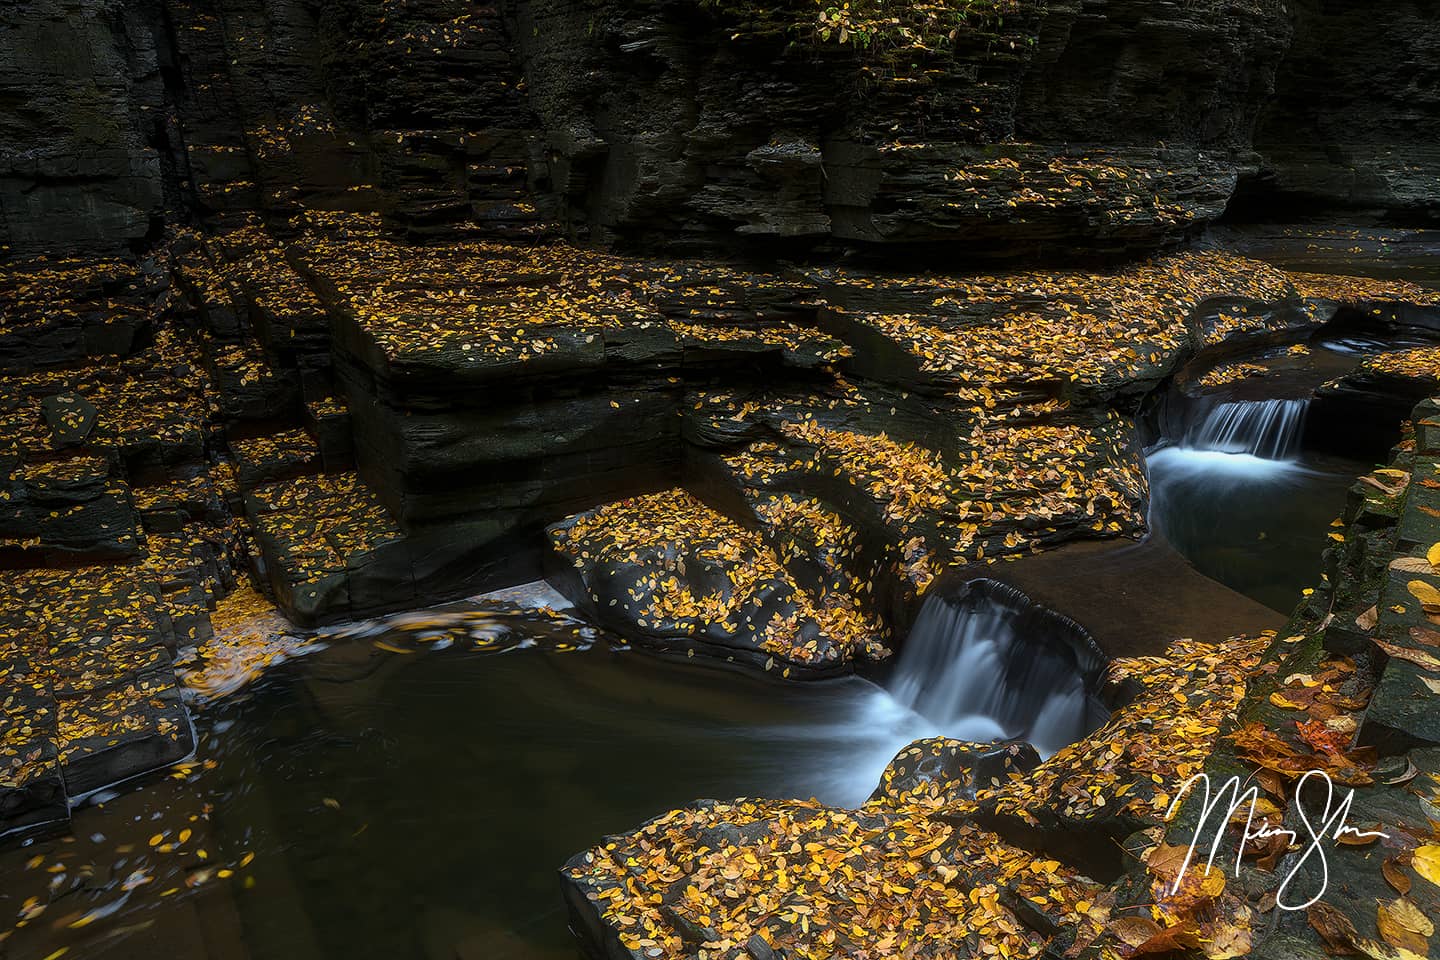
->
764, 584, 1104, 804
1183, 397, 1310, 461
1149, 397, 1314, 529
1146, 394, 1354, 611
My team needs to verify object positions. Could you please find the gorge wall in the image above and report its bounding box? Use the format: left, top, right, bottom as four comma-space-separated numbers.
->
1236, 0, 1440, 225
5, 0, 1434, 262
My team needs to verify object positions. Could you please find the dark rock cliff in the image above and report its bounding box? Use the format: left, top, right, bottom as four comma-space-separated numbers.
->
0, 0, 1302, 262
1235, 0, 1440, 225
516, 0, 1291, 258
5, 0, 1437, 259
0, 0, 184, 257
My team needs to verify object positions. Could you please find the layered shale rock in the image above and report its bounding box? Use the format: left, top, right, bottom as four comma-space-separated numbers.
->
1241, 0, 1440, 224
547, 488, 889, 676
0, 0, 177, 257
165, 214, 1437, 642
519, 0, 1291, 257
0, 0, 1304, 261
0, 253, 247, 838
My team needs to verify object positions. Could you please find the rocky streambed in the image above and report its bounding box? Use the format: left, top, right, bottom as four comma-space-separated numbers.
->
5, 0, 1440, 956
1, 225, 1439, 960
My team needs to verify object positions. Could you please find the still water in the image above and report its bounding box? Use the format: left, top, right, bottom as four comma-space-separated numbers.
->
2, 576, 1108, 960
0, 636, 954, 960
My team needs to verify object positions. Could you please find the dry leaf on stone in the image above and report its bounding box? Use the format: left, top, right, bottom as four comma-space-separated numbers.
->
1308, 902, 1359, 952
1111, 915, 1164, 948
1406, 580, 1440, 614
1384, 857, 1413, 895
1411, 846, 1440, 888
1382, 760, 1420, 786
1374, 640, 1440, 673
1377, 897, 1432, 955
1391, 558, 1434, 575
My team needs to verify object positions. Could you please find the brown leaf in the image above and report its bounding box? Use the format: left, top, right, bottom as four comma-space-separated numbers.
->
1335, 826, 1384, 846
1410, 626, 1440, 648
1255, 769, 1286, 799
1374, 639, 1440, 673
1111, 915, 1164, 948
1144, 843, 1194, 883
1308, 902, 1359, 953
1133, 918, 1202, 955
1384, 857, 1413, 895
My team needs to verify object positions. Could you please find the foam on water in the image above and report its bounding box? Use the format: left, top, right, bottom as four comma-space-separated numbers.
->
761, 582, 1108, 804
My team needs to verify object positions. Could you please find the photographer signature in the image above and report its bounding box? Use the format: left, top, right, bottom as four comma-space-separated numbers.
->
1163, 770, 1389, 911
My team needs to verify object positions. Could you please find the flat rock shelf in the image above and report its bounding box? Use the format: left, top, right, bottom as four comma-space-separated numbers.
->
4, 2, 1440, 956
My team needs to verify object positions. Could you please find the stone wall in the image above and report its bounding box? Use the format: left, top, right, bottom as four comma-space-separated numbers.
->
0, 0, 179, 257
1237, 0, 1440, 224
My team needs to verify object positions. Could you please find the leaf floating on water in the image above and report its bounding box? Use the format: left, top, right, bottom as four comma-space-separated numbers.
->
322, 797, 341, 810
1429, 542, 1440, 570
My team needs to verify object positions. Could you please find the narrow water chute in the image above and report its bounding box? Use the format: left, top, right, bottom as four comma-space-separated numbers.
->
1183, 398, 1309, 460
885, 581, 1108, 757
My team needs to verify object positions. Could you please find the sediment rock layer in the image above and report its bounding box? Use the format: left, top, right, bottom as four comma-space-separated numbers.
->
561, 396, 1440, 960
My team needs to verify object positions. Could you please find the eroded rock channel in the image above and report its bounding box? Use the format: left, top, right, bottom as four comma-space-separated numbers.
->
4, 1, 1440, 958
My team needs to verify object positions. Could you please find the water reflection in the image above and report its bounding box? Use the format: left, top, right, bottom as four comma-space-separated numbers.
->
1146, 444, 1362, 612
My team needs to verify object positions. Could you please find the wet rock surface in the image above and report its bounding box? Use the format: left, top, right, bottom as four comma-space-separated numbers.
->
560, 396, 1440, 960
1, 216, 1438, 840
2, 0, 1440, 951
548, 488, 887, 677
870, 737, 1042, 807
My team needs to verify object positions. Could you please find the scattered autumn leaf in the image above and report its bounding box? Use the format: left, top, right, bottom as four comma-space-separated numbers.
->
1412, 846, 1440, 888
1384, 857, 1413, 895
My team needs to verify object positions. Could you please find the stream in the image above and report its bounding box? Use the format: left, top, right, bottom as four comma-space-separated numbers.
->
0, 580, 1104, 960
2, 289, 1433, 960
1145, 398, 1366, 613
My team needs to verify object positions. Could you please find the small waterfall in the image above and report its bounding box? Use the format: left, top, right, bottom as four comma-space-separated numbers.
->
1185, 398, 1309, 461
886, 581, 1108, 757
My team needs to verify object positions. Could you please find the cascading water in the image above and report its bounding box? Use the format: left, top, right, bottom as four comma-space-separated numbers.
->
1182, 398, 1310, 460
885, 581, 1109, 758
1146, 392, 1359, 611
755, 580, 1110, 804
